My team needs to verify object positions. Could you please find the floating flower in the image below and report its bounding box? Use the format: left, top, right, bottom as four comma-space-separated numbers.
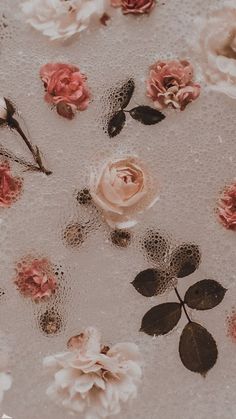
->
90, 156, 158, 229
14, 257, 57, 301
0, 371, 12, 403
146, 60, 201, 111
197, 7, 236, 97
227, 310, 236, 342
217, 181, 236, 230
0, 161, 22, 208
40, 63, 90, 120
43, 327, 142, 419
111, 0, 155, 15
21, 0, 108, 41
0, 337, 12, 403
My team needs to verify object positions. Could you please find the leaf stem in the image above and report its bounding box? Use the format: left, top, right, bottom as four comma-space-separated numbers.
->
0, 145, 40, 172
174, 287, 192, 323
10, 118, 52, 175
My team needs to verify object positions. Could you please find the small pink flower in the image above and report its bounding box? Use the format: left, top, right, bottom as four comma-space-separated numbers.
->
227, 310, 236, 342
111, 0, 155, 14
146, 60, 201, 111
40, 63, 90, 120
14, 257, 57, 301
217, 181, 236, 230
0, 161, 22, 208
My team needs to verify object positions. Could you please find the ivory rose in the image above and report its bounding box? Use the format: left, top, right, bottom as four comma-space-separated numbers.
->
0, 161, 23, 208
146, 60, 201, 110
21, 0, 107, 41
40, 63, 90, 119
14, 257, 57, 301
197, 7, 236, 97
111, 0, 155, 14
90, 156, 158, 228
217, 181, 236, 230
43, 327, 142, 419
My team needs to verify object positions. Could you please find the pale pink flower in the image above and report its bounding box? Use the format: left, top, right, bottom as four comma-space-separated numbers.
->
146, 60, 201, 111
111, 0, 155, 14
40, 63, 90, 119
14, 257, 57, 301
197, 7, 236, 97
0, 161, 23, 208
90, 156, 159, 229
43, 327, 142, 419
217, 181, 236, 230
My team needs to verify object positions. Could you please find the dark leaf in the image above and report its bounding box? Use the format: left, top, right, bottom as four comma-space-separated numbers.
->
120, 79, 135, 109
140, 302, 182, 336
142, 230, 169, 263
184, 279, 227, 310
170, 243, 201, 278
132, 268, 169, 297
108, 110, 126, 138
129, 106, 165, 125
179, 322, 218, 376
57, 102, 74, 120
4, 98, 15, 117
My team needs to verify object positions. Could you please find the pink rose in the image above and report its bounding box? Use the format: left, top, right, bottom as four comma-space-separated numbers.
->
111, 0, 155, 14
0, 161, 22, 208
217, 181, 236, 230
14, 257, 57, 301
90, 156, 158, 228
40, 63, 90, 120
146, 60, 201, 111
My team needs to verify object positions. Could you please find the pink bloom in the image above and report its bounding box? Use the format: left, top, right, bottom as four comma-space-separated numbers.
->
146, 60, 201, 111
227, 311, 236, 342
0, 161, 22, 208
111, 0, 155, 14
40, 63, 90, 120
217, 181, 236, 230
14, 257, 57, 301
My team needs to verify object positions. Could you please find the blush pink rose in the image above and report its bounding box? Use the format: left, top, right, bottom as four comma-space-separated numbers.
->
14, 257, 57, 301
0, 161, 22, 208
111, 0, 155, 14
146, 60, 201, 111
40, 63, 90, 120
90, 156, 158, 229
217, 181, 236, 230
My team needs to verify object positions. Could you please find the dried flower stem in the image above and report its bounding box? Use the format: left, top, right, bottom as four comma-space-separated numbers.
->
10, 118, 52, 175
0, 145, 40, 172
174, 287, 192, 323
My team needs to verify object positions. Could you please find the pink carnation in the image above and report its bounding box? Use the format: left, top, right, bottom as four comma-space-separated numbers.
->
146, 60, 201, 111
40, 63, 90, 120
0, 161, 22, 208
217, 181, 236, 230
111, 0, 155, 14
14, 257, 57, 301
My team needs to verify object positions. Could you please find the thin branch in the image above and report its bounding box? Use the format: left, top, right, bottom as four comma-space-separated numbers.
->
174, 287, 192, 323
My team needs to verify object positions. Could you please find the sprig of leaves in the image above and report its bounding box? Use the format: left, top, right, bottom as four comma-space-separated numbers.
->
107, 79, 165, 138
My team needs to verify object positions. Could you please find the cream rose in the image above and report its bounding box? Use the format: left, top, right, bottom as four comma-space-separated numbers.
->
43, 327, 142, 419
90, 156, 158, 229
21, 0, 108, 41
198, 7, 236, 97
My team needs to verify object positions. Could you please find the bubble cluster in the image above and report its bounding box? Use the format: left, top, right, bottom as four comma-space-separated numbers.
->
226, 308, 236, 343
170, 243, 201, 278
141, 229, 170, 264
37, 307, 63, 336
110, 229, 132, 248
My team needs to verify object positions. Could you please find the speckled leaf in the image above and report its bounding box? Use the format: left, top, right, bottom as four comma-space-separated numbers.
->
184, 279, 227, 310
108, 110, 126, 138
120, 78, 135, 109
170, 243, 201, 278
129, 106, 165, 125
142, 230, 169, 264
179, 322, 218, 375
140, 302, 182, 336
132, 268, 168, 297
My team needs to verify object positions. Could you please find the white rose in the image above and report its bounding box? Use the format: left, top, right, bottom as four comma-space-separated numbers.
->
90, 156, 159, 229
43, 327, 142, 419
21, 0, 108, 41
197, 7, 236, 97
